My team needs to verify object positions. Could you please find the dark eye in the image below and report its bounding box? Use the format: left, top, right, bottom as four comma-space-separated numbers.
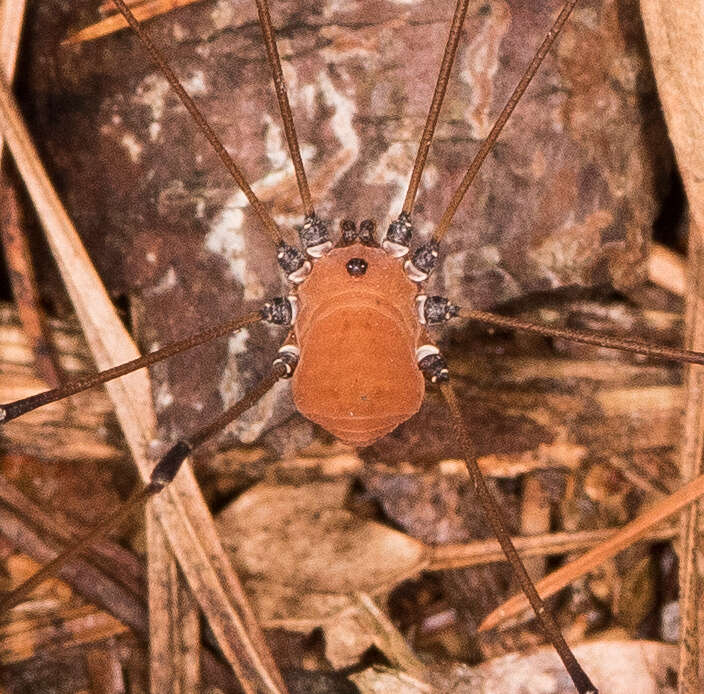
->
346, 257, 368, 277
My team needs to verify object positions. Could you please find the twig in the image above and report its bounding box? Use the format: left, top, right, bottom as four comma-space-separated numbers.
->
640, 5, 704, 692
0, 0, 25, 86
0, 0, 56, 386
0, 71, 287, 693
648, 243, 686, 297
427, 523, 678, 571
0, 605, 129, 665
521, 475, 551, 581
0, 494, 147, 635
0, 474, 145, 598
0, 303, 125, 462
63, 0, 208, 46
478, 469, 704, 632
0, 180, 64, 387
354, 593, 431, 685
147, 513, 201, 693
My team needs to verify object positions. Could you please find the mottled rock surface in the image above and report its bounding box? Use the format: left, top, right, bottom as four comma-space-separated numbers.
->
16, 0, 670, 447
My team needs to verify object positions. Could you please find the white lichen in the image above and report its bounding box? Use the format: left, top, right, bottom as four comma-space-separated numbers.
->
317, 68, 359, 185
155, 381, 175, 410
459, 5, 509, 139
263, 113, 288, 169
134, 74, 170, 142
216, 328, 285, 443
210, 0, 235, 30
183, 70, 207, 96
227, 328, 250, 356
205, 205, 265, 301
149, 266, 178, 295
135, 74, 170, 122
364, 141, 416, 215
172, 22, 188, 42
120, 133, 143, 163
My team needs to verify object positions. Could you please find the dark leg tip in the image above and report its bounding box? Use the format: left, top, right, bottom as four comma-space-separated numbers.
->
150, 440, 192, 489
340, 219, 358, 245
418, 352, 449, 384
0, 402, 23, 423
359, 219, 378, 246
261, 296, 295, 325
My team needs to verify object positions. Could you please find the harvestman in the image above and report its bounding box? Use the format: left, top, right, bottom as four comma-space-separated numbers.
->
1, 0, 702, 692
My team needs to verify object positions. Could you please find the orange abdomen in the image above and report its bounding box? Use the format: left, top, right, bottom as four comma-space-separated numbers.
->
292, 244, 424, 446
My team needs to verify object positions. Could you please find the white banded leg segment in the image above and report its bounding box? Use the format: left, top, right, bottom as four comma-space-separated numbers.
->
416, 295, 460, 325
260, 296, 298, 326
287, 295, 299, 324
416, 344, 449, 383
405, 259, 429, 282
273, 344, 300, 378
277, 241, 311, 283
404, 239, 440, 282
299, 214, 332, 258
288, 261, 312, 283
382, 240, 410, 258
383, 213, 413, 257
416, 295, 429, 324
305, 241, 333, 258
416, 344, 440, 362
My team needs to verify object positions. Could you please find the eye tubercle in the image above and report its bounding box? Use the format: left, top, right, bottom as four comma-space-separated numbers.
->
346, 257, 368, 277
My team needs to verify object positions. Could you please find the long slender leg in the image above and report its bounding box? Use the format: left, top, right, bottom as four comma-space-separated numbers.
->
402, 0, 471, 217
108, 0, 282, 243
433, 0, 579, 242
0, 363, 287, 614
0, 310, 263, 422
455, 306, 704, 366
441, 381, 598, 694
254, 0, 314, 217
419, 296, 704, 367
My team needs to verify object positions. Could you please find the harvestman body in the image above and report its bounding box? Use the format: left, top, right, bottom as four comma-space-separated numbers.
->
291, 239, 428, 446
4, 0, 704, 692
288, 213, 455, 445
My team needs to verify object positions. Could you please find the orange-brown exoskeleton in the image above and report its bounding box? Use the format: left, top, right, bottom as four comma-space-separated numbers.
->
291, 238, 427, 446
2, 0, 703, 693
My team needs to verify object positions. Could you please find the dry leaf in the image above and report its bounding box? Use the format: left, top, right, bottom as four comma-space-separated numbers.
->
352, 640, 677, 694
351, 667, 436, 694
218, 480, 427, 665
219, 481, 426, 595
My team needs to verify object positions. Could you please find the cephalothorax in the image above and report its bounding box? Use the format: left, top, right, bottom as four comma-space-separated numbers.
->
4, 1, 704, 693
292, 238, 426, 445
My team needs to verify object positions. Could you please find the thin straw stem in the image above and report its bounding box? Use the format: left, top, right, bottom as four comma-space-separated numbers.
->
427, 523, 677, 571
